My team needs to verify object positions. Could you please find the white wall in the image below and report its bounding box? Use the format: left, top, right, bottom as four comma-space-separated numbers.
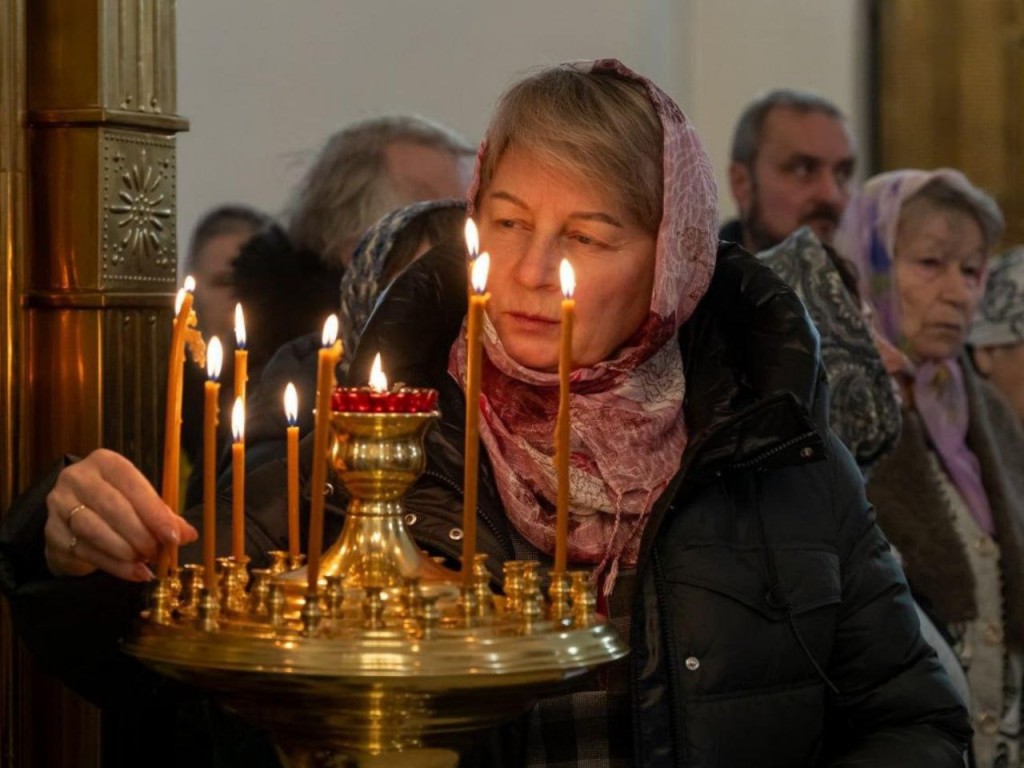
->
688, 0, 869, 220
176, 1, 865, 257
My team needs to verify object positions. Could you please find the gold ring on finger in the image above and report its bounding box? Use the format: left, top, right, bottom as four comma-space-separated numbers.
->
65, 503, 88, 528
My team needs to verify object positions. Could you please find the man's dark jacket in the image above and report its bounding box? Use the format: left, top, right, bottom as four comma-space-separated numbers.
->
1, 243, 970, 767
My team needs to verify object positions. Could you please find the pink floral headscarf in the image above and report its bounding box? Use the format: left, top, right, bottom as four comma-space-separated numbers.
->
449, 59, 718, 591
836, 169, 995, 535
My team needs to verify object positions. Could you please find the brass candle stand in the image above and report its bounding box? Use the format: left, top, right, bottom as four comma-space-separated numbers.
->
125, 408, 627, 767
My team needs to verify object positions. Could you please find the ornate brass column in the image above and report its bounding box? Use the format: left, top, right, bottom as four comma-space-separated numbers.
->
25, 0, 187, 479
2, 1, 187, 766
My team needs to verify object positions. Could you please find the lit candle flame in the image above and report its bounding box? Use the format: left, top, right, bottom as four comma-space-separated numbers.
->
183, 274, 196, 293
322, 314, 339, 347
560, 259, 575, 299
234, 303, 246, 349
464, 218, 479, 259
471, 252, 490, 294
284, 382, 298, 425
207, 336, 223, 380
369, 353, 388, 392
174, 288, 186, 316
231, 397, 245, 443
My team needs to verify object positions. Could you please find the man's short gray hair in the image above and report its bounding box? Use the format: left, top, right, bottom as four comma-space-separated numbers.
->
730, 89, 845, 167
286, 115, 474, 266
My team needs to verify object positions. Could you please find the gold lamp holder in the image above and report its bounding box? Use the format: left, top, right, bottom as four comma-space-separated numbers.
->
125, 409, 627, 767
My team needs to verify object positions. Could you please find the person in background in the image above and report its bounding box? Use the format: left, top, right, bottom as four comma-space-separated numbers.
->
721, 89, 856, 252
837, 168, 1024, 767
183, 204, 272, 345
286, 115, 474, 269
225, 116, 474, 389
180, 205, 271, 471
969, 247, 1024, 422
236, 198, 467, 476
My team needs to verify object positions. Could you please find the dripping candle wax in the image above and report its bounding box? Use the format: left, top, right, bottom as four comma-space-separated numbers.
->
554, 259, 575, 574
307, 314, 342, 591
202, 337, 223, 588
461, 251, 490, 590
158, 275, 195, 578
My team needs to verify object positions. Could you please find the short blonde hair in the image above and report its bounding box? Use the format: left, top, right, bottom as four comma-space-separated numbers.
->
477, 66, 664, 233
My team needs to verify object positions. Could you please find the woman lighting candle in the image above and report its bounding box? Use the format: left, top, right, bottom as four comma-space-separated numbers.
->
284, 382, 300, 560
202, 337, 223, 588
234, 303, 248, 403
554, 259, 575, 574
230, 397, 246, 561
461, 251, 490, 589
307, 314, 343, 591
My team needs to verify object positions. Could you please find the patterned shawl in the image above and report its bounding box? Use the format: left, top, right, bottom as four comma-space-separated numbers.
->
449, 59, 718, 590
969, 246, 1024, 348
835, 169, 995, 534
758, 227, 901, 471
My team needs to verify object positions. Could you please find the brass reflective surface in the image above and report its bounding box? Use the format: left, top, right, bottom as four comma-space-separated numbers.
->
8, 1, 187, 765
126, 410, 628, 766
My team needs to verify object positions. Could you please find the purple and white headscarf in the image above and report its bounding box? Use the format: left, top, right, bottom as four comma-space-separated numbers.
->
836, 169, 996, 534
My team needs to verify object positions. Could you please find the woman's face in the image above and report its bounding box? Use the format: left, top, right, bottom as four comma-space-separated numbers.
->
893, 206, 987, 362
478, 146, 657, 371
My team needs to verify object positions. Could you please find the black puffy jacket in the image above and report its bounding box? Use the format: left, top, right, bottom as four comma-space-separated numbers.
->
348, 241, 971, 767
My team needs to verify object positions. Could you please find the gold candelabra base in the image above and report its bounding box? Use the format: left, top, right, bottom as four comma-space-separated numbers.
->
125, 408, 627, 766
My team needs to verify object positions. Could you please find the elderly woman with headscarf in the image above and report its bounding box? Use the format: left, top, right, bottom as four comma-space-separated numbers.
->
970, 247, 1024, 423
4, 63, 968, 766
837, 169, 1024, 767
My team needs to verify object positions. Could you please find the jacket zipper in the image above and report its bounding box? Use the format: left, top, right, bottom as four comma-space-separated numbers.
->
727, 430, 818, 471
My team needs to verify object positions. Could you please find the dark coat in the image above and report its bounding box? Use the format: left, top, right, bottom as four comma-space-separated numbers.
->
1, 243, 970, 767
349, 242, 971, 767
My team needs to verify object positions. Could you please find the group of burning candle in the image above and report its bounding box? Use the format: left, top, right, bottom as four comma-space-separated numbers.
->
159, 219, 577, 597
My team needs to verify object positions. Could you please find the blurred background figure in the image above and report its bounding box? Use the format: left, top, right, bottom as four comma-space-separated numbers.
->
286, 115, 473, 269
183, 204, 271, 345
722, 89, 856, 253
838, 168, 1024, 768
180, 205, 271, 472
230, 199, 467, 483
229, 115, 474, 388
969, 247, 1024, 423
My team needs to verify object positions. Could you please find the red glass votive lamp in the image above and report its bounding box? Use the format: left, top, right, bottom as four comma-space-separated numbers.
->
331, 386, 438, 414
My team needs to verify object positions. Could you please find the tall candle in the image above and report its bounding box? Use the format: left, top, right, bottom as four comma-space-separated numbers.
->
307, 314, 343, 590
157, 275, 196, 578
234, 303, 248, 403
554, 259, 575, 574
203, 337, 223, 588
462, 252, 490, 589
284, 382, 300, 559
231, 397, 246, 560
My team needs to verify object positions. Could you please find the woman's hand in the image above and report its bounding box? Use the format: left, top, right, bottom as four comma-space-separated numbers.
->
43, 449, 198, 581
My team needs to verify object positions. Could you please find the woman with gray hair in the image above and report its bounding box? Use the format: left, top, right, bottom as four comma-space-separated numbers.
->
838, 169, 1024, 768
